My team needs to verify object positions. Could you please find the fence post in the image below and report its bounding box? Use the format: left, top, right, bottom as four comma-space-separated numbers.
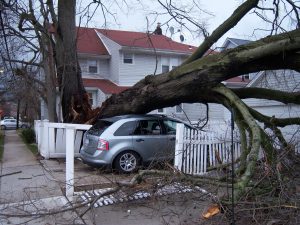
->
40, 120, 49, 159
65, 125, 75, 198
174, 123, 184, 172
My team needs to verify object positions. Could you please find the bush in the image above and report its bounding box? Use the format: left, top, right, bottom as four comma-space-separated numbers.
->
21, 128, 35, 144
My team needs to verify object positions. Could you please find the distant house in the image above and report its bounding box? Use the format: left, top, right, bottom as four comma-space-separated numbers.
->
244, 70, 300, 144
214, 38, 300, 146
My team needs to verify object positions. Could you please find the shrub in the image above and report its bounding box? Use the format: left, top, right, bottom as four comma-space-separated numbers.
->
21, 128, 35, 144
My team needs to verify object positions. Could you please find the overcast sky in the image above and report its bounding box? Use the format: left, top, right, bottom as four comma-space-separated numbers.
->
77, 0, 287, 47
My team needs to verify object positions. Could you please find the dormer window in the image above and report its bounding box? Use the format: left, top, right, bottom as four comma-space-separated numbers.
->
88, 60, 98, 73
242, 74, 250, 80
123, 53, 133, 64
157, 108, 165, 114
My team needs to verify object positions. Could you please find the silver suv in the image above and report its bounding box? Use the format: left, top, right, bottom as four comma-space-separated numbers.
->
80, 114, 188, 173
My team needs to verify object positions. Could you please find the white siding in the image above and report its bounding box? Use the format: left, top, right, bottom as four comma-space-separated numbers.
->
119, 53, 160, 86
97, 32, 122, 84
244, 70, 300, 143
245, 70, 300, 108
79, 58, 110, 79
118, 53, 186, 86
96, 89, 108, 108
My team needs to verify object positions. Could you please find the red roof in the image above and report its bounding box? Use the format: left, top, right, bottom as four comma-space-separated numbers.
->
224, 77, 250, 87
226, 77, 250, 83
97, 29, 197, 53
76, 27, 197, 55
83, 78, 128, 94
77, 28, 109, 55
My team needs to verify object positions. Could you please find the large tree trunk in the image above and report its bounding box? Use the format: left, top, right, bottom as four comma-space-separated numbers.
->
41, 32, 58, 122
54, 0, 91, 123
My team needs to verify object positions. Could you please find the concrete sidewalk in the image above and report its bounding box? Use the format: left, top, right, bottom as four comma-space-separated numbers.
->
0, 130, 216, 225
0, 130, 88, 224
0, 130, 63, 203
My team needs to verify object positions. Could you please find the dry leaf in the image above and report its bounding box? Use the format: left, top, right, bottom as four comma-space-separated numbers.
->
202, 204, 220, 219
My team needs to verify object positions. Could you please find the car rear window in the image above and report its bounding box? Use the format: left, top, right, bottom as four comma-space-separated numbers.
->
87, 120, 113, 136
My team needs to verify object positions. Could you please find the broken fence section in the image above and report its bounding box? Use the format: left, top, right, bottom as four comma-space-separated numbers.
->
174, 123, 241, 175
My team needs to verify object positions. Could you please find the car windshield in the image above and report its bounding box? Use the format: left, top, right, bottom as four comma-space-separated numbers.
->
88, 120, 113, 136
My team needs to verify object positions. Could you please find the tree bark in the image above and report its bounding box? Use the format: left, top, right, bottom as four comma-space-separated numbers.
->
54, 0, 91, 123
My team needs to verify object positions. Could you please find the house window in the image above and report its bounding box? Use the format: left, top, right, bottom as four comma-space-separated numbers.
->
88, 60, 98, 73
242, 74, 250, 80
157, 108, 165, 114
123, 53, 133, 64
87, 92, 94, 106
161, 57, 179, 73
175, 104, 183, 114
162, 65, 169, 73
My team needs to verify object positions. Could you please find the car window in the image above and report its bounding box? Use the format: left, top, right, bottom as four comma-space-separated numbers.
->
163, 120, 178, 135
88, 120, 113, 136
134, 119, 162, 135
114, 121, 137, 136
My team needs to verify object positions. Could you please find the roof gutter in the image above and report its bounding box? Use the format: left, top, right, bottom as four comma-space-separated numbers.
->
120, 46, 193, 56
78, 53, 111, 59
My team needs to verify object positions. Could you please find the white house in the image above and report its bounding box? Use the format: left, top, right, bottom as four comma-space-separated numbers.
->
41, 26, 201, 120
244, 70, 300, 145
41, 28, 256, 123
218, 38, 300, 146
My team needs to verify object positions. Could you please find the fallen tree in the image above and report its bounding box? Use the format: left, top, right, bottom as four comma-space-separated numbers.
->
87, 1, 300, 202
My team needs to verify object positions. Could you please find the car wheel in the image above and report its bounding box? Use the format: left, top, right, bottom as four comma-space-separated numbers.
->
21, 125, 27, 129
1, 125, 6, 130
114, 151, 141, 173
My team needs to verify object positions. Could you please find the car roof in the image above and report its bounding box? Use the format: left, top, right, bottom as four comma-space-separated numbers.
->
98, 114, 165, 122
98, 114, 191, 126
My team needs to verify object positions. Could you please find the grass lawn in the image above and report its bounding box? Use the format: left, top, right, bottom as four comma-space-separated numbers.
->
0, 130, 4, 161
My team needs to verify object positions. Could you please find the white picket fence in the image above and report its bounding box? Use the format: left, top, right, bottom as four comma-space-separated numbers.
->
34, 120, 92, 159
34, 120, 92, 197
174, 123, 241, 175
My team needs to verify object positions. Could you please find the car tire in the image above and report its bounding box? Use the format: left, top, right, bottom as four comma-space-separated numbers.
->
1, 125, 6, 130
21, 125, 27, 129
114, 151, 141, 173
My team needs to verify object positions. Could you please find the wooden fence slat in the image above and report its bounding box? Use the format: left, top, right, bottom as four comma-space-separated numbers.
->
174, 125, 242, 175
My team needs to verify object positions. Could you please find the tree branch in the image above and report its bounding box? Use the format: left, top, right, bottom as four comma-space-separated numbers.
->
183, 0, 259, 64
233, 87, 300, 105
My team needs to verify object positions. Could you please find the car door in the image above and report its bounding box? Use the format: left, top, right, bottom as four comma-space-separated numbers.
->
8, 119, 17, 129
162, 119, 179, 158
131, 119, 168, 162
